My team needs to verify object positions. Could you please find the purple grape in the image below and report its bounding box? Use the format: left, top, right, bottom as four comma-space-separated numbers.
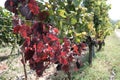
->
19, 5, 33, 20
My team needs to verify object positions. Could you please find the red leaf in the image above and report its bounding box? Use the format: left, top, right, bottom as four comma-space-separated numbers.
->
33, 54, 40, 62
37, 41, 44, 53
28, 3, 39, 15
63, 38, 70, 47
13, 25, 21, 33
43, 34, 48, 42
62, 64, 69, 72
49, 52, 54, 57
53, 28, 59, 34
19, 25, 31, 38
22, 37, 31, 47
48, 34, 59, 41
60, 51, 66, 56
47, 46, 52, 51
10, 1, 13, 6
59, 57, 68, 65
40, 53, 48, 61
80, 43, 87, 50
68, 55, 73, 62
38, 11, 49, 21
72, 44, 79, 54
20, 30, 27, 38
33, 44, 37, 50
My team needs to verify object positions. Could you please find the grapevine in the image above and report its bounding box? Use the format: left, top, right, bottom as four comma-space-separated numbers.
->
5, 0, 86, 77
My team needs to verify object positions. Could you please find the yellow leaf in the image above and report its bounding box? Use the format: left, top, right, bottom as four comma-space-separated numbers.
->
58, 9, 66, 18
81, 32, 87, 36
45, 2, 52, 8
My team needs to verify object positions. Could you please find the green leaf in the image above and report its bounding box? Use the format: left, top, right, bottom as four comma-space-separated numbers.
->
71, 18, 77, 25
75, 37, 81, 43
73, 0, 81, 7
60, 20, 63, 29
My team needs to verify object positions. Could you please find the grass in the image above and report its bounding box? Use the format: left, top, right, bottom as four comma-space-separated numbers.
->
72, 32, 120, 80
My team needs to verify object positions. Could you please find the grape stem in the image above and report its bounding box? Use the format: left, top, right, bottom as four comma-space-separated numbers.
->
21, 50, 27, 80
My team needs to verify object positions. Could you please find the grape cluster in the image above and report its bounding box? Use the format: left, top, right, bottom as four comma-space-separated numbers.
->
5, 0, 39, 19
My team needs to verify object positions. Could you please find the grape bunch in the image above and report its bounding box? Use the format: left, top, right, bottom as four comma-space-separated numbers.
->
5, 0, 39, 20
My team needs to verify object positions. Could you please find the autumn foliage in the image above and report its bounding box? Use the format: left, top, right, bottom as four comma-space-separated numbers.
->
5, 0, 87, 76
13, 21, 86, 76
